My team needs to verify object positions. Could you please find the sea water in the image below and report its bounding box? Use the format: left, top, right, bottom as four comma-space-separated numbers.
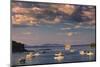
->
11, 45, 96, 66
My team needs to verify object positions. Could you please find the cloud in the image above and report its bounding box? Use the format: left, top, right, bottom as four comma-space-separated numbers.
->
12, 14, 38, 25
74, 25, 81, 29
63, 23, 74, 26
81, 6, 96, 25
61, 27, 72, 30
50, 4, 76, 15
81, 10, 95, 22
12, 1, 96, 27
12, 6, 30, 14
40, 16, 62, 24
66, 32, 73, 36
31, 7, 45, 14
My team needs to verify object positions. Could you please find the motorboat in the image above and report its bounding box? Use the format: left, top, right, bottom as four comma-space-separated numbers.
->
34, 52, 40, 56
86, 51, 94, 56
64, 44, 71, 51
54, 51, 64, 62
80, 50, 94, 56
55, 51, 64, 56
25, 52, 33, 61
80, 50, 86, 55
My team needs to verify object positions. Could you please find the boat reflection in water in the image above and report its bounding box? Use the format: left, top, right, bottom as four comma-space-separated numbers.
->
18, 52, 41, 64
54, 51, 64, 62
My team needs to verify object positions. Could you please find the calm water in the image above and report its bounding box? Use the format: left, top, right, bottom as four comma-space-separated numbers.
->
12, 45, 96, 66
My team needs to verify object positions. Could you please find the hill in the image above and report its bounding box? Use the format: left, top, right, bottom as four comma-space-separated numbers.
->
12, 41, 27, 52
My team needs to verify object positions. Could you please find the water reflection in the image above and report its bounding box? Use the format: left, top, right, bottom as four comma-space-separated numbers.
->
54, 51, 64, 62
54, 55, 64, 62
26, 52, 33, 61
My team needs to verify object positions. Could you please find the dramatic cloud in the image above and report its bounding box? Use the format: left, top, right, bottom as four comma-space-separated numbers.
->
12, 6, 30, 14
11, 1, 96, 27
59, 5, 76, 15
50, 4, 76, 15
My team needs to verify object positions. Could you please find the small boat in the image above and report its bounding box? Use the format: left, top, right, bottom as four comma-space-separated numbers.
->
80, 50, 86, 55
64, 44, 71, 51
54, 51, 64, 62
55, 51, 64, 56
64, 43, 78, 55
34, 52, 40, 56
80, 50, 94, 56
86, 51, 94, 56
25, 52, 33, 61
54, 55, 64, 62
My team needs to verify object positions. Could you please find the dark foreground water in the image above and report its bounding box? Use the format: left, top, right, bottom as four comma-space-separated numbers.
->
12, 45, 96, 66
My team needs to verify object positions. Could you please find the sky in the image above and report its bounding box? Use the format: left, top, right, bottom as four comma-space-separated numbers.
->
11, 1, 96, 46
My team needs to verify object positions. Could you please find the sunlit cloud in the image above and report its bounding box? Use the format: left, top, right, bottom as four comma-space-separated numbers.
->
50, 4, 76, 15
12, 4, 31, 14
40, 16, 62, 24
31, 7, 45, 14
12, 14, 38, 25
58, 5, 76, 15
12, 2, 96, 27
